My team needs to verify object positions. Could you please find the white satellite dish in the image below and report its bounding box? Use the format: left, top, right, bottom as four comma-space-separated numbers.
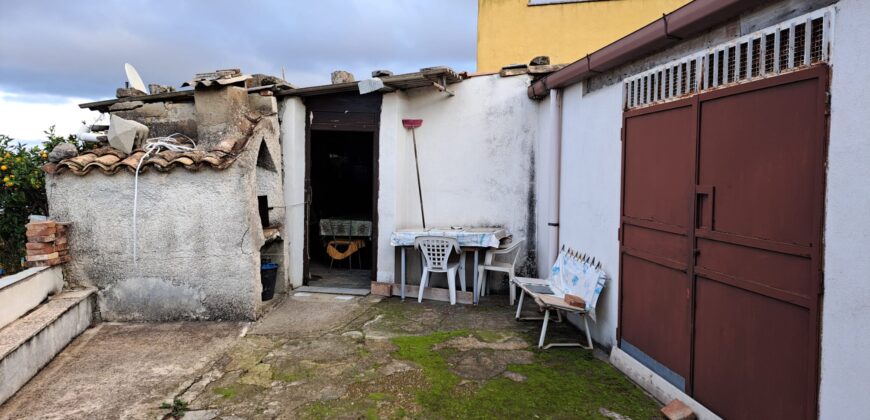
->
124, 63, 148, 93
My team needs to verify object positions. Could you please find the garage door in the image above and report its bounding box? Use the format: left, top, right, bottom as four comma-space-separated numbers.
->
619, 66, 827, 419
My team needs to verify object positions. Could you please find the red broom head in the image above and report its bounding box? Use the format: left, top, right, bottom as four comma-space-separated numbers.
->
402, 119, 423, 129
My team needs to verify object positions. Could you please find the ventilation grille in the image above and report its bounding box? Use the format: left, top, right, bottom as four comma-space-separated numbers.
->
624, 8, 832, 110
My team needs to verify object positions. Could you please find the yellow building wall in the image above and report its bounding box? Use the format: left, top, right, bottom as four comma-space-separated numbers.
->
477, 0, 691, 72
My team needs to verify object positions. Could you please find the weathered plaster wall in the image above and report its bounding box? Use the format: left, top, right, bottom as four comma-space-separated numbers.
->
374, 90, 409, 283
47, 117, 280, 321
557, 81, 623, 349
384, 74, 539, 287
279, 97, 306, 289
278, 75, 539, 288
819, 0, 870, 417
253, 96, 289, 293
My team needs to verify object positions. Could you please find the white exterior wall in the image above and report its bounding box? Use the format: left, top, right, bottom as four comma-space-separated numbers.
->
282, 75, 538, 287
280, 97, 307, 289
819, 0, 870, 417
375, 91, 409, 282
386, 75, 539, 281
557, 82, 624, 349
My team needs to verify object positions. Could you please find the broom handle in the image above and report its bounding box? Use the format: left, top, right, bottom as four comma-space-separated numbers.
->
412, 129, 426, 228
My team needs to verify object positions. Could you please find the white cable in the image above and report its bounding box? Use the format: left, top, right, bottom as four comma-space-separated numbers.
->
132, 133, 196, 267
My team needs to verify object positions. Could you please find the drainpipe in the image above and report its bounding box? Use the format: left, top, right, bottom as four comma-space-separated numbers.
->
546, 89, 563, 272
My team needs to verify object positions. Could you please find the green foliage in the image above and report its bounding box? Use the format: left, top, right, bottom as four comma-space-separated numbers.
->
0, 127, 90, 274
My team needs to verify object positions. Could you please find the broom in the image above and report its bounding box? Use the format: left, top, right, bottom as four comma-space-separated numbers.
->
402, 119, 426, 228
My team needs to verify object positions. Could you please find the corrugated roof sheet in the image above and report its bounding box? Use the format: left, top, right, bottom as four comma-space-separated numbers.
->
79, 67, 463, 111
277, 67, 462, 97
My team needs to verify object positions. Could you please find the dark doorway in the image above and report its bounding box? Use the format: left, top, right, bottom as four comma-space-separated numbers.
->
307, 130, 375, 289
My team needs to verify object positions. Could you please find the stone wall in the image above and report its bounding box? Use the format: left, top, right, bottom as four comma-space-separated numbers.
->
47, 147, 264, 321
47, 85, 286, 321
108, 101, 197, 143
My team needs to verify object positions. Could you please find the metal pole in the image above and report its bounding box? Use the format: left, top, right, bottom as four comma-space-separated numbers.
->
411, 128, 426, 228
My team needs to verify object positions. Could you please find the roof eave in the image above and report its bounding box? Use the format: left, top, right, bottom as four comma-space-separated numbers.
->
528, 0, 774, 99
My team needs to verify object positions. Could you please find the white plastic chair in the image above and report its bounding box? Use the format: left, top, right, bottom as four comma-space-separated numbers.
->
476, 239, 525, 304
415, 236, 464, 305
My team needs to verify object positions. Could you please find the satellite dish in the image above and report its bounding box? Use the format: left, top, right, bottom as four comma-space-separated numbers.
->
124, 63, 147, 93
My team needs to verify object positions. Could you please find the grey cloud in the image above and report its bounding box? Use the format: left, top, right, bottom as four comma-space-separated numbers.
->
0, 0, 476, 99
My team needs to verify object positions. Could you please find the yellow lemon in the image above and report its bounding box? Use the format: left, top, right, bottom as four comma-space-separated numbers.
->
0, 165, 6, 171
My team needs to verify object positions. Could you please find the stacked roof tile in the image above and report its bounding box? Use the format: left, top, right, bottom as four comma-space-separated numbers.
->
43, 145, 243, 176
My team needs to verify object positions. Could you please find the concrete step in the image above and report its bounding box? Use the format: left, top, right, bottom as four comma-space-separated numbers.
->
294, 286, 370, 296
0, 288, 96, 405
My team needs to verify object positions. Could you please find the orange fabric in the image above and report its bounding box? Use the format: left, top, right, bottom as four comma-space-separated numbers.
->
326, 239, 366, 261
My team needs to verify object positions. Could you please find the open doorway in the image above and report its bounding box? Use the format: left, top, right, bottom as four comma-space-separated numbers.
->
306, 130, 376, 291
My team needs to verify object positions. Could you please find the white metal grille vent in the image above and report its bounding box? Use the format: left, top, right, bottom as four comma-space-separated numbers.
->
624, 8, 832, 109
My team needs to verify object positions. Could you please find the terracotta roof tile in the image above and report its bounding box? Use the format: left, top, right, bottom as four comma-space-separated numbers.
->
45, 146, 240, 176
44, 116, 271, 176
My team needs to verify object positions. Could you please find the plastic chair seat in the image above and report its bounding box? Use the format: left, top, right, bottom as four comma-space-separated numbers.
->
415, 236, 465, 305
476, 239, 525, 304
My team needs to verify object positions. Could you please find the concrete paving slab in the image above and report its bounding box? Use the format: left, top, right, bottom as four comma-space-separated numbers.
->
0, 322, 242, 420
248, 293, 378, 336
0, 293, 661, 419
294, 286, 369, 296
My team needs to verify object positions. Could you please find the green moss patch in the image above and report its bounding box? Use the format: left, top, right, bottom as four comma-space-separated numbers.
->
391, 330, 662, 419
213, 387, 237, 399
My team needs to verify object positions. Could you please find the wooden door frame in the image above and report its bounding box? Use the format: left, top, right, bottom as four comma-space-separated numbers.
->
303, 125, 380, 284
301, 92, 383, 284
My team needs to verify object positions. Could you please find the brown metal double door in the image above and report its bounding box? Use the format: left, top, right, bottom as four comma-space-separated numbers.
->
619, 66, 827, 420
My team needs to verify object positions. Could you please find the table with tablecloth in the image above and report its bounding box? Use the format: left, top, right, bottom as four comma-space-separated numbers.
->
390, 227, 510, 304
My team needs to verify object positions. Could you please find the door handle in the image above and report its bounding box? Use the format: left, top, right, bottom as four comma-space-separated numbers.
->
695, 185, 715, 230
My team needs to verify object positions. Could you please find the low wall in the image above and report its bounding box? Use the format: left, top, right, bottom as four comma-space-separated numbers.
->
0, 266, 63, 330
0, 289, 95, 405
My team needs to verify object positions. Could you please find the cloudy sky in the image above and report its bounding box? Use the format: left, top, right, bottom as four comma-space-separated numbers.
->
0, 0, 477, 144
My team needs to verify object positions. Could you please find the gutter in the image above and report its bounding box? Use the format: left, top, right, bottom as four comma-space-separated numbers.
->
528, 0, 772, 99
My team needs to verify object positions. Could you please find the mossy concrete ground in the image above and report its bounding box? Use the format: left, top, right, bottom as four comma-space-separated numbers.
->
176, 293, 662, 419
0, 291, 662, 419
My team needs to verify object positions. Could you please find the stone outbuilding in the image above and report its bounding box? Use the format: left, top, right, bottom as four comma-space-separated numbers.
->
44, 75, 287, 321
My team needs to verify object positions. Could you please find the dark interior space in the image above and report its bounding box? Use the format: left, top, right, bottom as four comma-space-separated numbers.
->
307, 130, 375, 286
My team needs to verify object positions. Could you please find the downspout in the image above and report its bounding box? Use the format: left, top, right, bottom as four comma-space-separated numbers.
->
546, 89, 563, 270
